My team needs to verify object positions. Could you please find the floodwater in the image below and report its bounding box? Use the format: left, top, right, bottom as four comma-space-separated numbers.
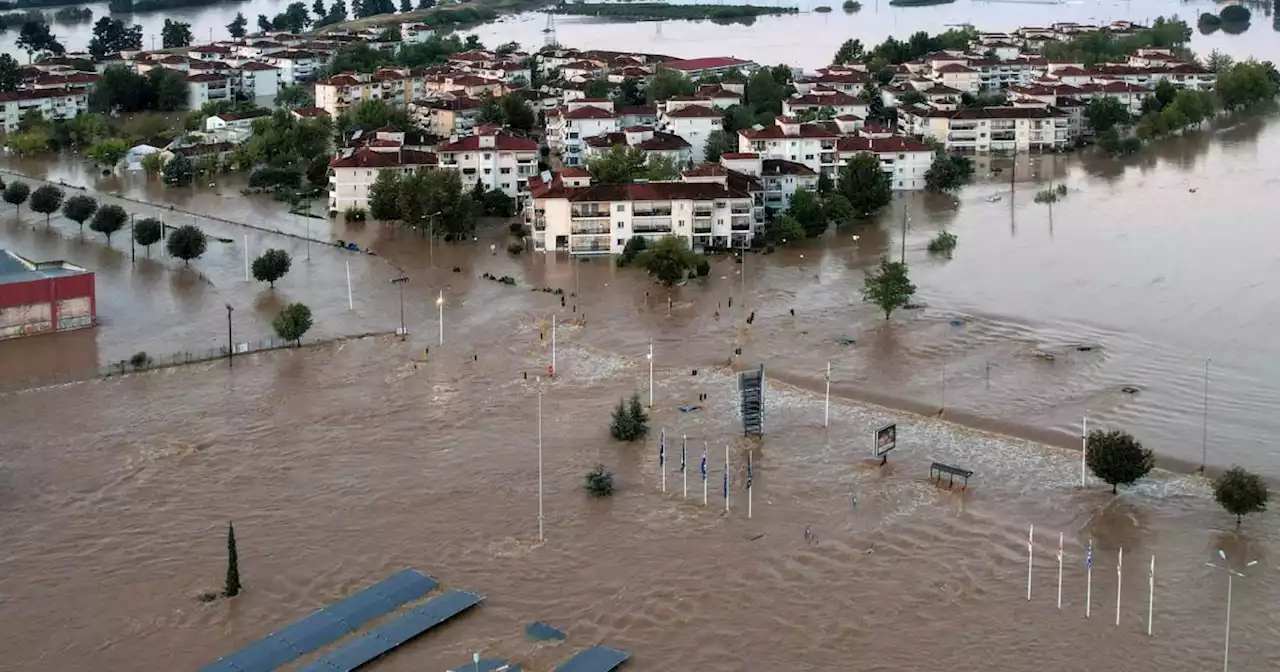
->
4, 3, 1280, 669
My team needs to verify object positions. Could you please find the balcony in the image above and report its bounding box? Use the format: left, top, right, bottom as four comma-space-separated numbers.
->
632, 206, 672, 217
570, 235, 611, 253
571, 206, 609, 219
533, 217, 546, 231
730, 216, 752, 231
730, 205, 751, 215
947, 131, 977, 141
693, 208, 713, 218
571, 223, 610, 235
440, 158, 458, 166
632, 217, 672, 233
694, 225, 712, 234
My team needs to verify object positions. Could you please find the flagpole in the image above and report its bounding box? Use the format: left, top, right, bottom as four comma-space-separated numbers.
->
1027, 524, 1034, 601
551, 314, 556, 376
724, 444, 730, 513
702, 441, 708, 507
1086, 539, 1093, 619
823, 361, 830, 428
659, 429, 666, 494
346, 261, 353, 310
747, 453, 753, 519
1057, 532, 1063, 610
682, 435, 687, 500
1116, 547, 1123, 627
1081, 415, 1088, 487
1147, 555, 1155, 637
648, 339, 654, 408
537, 386, 543, 542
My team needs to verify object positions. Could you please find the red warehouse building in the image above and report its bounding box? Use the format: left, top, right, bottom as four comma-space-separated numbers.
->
0, 249, 96, 340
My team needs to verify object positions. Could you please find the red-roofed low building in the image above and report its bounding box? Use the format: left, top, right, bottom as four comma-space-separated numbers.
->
327, 147, 439, 214
664, 57, 757, 81
739, 116, 934, 191
582, 126, 692, 166
436, 127, 540, 202
657, 100, 722, 162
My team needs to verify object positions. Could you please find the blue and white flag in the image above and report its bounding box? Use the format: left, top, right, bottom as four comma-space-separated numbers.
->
659, 430, 665, 468
1086, 539, 1093, 570
680, 437, 686, 473
700, 449, 707, 482
746, 453, 753, 491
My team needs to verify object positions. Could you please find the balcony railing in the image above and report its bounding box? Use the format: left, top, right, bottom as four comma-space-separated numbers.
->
730, 216, 752, 231
633, 207, 672, 217
533, 217, 546, 231
570, 235, 611, 253
632, 218, 673, 233
571, 207, 609, 219
571, 223, 610, 235
694, 225, 712, 234
730, 205, 751, 215
693, 209, 713, 217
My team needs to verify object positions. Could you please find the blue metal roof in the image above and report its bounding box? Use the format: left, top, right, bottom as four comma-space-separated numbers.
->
201, 569, 438, 672
0, 250, 88, 285
553, 646, 631, 672
300, 590, 484, 672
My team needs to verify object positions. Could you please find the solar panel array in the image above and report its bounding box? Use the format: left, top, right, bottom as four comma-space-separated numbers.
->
201, 569, 439, 672
299, 590, 485, 672
553, 646, 632, 672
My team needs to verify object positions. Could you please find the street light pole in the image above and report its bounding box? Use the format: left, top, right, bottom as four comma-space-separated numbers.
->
1201, 357, 1210, 471
436, 290, 443, 346
900, 204, 909, 264
1207, 550, 1258, 672
391, 274, 409, 338
225, 303, 233, 367
537, 384, 544, 541
130, 214, 136, 264
647, 339, 654, 408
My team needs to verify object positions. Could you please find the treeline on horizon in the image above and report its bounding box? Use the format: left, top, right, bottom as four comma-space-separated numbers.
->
553, 2, 799, 21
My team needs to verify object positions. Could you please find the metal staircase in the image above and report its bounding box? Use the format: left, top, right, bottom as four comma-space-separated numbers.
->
739, 364, 765, 437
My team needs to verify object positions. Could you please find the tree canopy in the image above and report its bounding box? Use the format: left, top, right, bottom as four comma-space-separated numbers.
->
28, 184, 63, 227
703, 130, 735, 163
226, 12, 247, 38
88, 17, 142, 61
838, 153, 892, 217
133, 217, 163, 252
1086, 429, 1155, 493
166, 224, 207, 264
62, 194, 97, 232
273, 302, 314, 345
862, 256, 915, 320
633, 235, 702, 286
3, 180, 31, 213
1213, 466, 1268, 527
161, 19, 193, 49
252, 249, 293, 287
89, 203, 128, 244
586, 145, 680, 184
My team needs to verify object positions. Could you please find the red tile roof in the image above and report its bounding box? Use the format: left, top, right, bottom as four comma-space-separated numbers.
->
316, 74, 360, 86
292, 107, 330, 117
186, 73, 229, 83
935, 64, 977, 74
616, 105, 657, 116
0, 87, 84, 102
585, 131, 690, 152
761, 159, 816, 177
739, 123, 838, 140
330, 148, 438, 168
240, 61, 278, 71
663, 105, 721, 119
836, 136, 933, 153
666, 57, 752, 72
436, 132, 538, 152
216, 109, 271, 122
720, 152, 758, 159
563, 105, 617, 120
543, 181, 751, 202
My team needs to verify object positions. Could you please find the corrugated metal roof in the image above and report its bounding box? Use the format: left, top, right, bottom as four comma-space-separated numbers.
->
553, 646, 631, 672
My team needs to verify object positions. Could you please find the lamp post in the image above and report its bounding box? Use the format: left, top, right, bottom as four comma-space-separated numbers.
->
130, 214, 136, 264
537, 382, 544, 541
900, 205, 911, 264
1206, 550, 1258, 672
427, 210, 442, 266
647, 339, 654, 408
1201, 357, 1210, 471
391, 273, 409, 338
225, 303, 233, 367
436, 290, 444, 345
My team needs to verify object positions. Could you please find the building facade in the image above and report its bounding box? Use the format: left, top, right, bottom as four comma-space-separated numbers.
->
327, 147, 438, 213
435, 127, 539, 202
0, 250, 96, 340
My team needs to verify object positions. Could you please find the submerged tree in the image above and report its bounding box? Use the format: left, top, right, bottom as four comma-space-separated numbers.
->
1213, 466, 1269, 528
1086, 429, 1155, 494
861, 256, 916, 320
28, 184, 64, 228
224, 521, 241, 597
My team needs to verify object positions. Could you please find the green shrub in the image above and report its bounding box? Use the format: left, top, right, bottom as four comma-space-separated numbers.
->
584, 464, 615, 496
927, 231, 957, 254
609, 392, 650, 441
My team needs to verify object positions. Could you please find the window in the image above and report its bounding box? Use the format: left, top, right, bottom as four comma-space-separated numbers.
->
502, 183, 510, 189
484, 153, 491, 160
484, 168, 491, 174
617, 222, 624, 229
616, 204, 625, 212
366, 171, 371, 176
617, 238, 625, 246
500, 167, 511, 174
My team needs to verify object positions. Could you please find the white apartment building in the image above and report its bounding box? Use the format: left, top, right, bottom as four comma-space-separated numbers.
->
0, 87, 89, 132
657, 100, 721, 165
327, 147, 438, 214
238, 61, 280, 101
898, 104, 1070, 152
582, 126, 692, 166
435, 127, 539, 203
664, 57, 757, 82
836, 136, 934, 191
547, 100, 620, 166
267, 49, 329, 86
400, 22, 434, 43
739, 117, 934, 190
534, 181, 758, 254
186, 73, 232, 110
782, 91, 868, 119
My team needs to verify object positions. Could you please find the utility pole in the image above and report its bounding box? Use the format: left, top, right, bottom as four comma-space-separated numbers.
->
130, 214, 136, 264
391, 273, 409, 338
225, 303, 234, 367
1201, 357, 1210, 472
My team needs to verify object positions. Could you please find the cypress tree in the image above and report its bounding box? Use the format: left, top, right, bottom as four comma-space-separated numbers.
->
224, 521, 241, 597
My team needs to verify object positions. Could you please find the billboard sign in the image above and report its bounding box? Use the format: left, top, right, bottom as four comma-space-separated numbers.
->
873, 423, 897, 459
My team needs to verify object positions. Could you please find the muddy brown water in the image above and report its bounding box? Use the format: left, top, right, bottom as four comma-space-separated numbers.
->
5, 51, 1280, 672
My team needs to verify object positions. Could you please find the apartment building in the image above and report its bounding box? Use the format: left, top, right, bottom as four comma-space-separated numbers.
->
411, 95, 483, 137
656, 100, 721, 164
782, 90, 868, 119
0, 87, 89, 132
664, 57, 757, 82
582, 126, 692, 166
204, 108, 270, 133
186, 73, 232, 110
327, 146, 438, 213
237, 61, 281, 101
898, 104, 1070, 152
533, 181, 758, 254
435, 127, 539, 202
546, 100, 621, 166
267, 49, 330, 86
738, 117, 934, 190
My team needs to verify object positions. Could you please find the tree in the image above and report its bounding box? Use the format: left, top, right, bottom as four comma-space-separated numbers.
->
1204, 49, 1234, 73
1085, 96, 1130, 134
17, 21, 63, 62
633, 235, 701, 286
613, 78, 644, 106
163, 153, 195, 187
899, 90, 927, 106
133, 217, 163, 254
399, 0, 411, 11
582, 78, 610, 99
274, 84, 315, 110
646, 65, 695, 103
1213, 466, 1269, 527
252, 249, 293, 287
584, 464, 615, 497
1085, 429, 1155, 494
146, 67, 189, 111
312, 0, 326, 19
227, 12, 248, 39
1220, 5, 1251, 23
817, 171, 833, 195
141, 152, 164, 178
861, 256, 916, 320
257, 14, 272, 33
28, 185, 64, 228
823, 193, 854, 224
0, 54, 21, 93
396, 168, 477, 238
744, 68, 786, 119
609, 392, 650, 441
832, 38, 864, 65
787, 189, 825, 238
224, 522, 241, 598
88, 17, 142, 61
273, 302, 314, 346
767, 213, 805, 244
166, 224, 207, 265
703, 129, 735, 163
838, 153, 892, 217
3, 181, 31, 218
89, 204, 128, 244
586, 145, 649, 184
617, 235, 647, 267
644, 154, 681, 181
277, 2, 312, 33
161, 19, 193, 49
481, 189, 514, 217
62, 194, 96, 233
86, 138, 129, 168
924, 153, 973, 192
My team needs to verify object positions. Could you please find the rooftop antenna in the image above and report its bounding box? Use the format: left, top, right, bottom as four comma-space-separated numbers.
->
543, 12, 558, 48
